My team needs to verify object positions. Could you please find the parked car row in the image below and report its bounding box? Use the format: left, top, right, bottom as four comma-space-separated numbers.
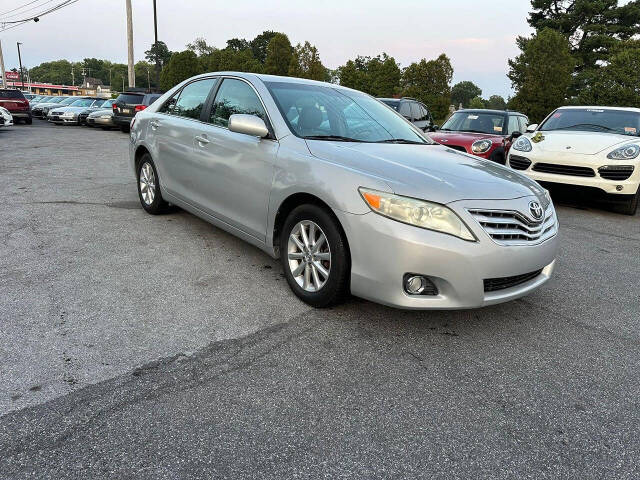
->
0, 88, 32, 124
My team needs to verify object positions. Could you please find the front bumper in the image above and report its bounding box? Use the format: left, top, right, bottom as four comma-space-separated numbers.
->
89, 116, 114, 126
508, 151, 640, 196
334, 204, 558, 310
49, 115, 79, 124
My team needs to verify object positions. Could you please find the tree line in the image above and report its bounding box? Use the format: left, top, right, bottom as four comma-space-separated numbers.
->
24, 0, 640, 123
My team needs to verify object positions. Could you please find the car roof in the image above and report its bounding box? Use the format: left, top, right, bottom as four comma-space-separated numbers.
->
186, 71, 357, 92
456, 109, 521, 116
556, 105, 640, 113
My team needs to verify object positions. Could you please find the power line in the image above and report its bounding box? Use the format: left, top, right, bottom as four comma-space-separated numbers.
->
0, 0, 45, 18
0, 0, 80, 31
1, 0, 57, 21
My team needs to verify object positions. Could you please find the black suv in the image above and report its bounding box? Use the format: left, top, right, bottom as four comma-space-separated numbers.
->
113, 92, 162, 132
378, 97, 435, 131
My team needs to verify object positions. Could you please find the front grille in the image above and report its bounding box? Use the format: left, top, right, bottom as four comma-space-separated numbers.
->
446, 145, 467, 153
598, 165, 634, 181
468, 208, 556, 246
484, 269, 543, 292
532, 163, 595, 177
51, 111, 63, 116
509, 155, 532, 170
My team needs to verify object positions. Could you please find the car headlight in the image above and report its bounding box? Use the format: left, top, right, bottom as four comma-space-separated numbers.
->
99, 115, 111, 119
512, 136, 532, 152
471, 139, 493, 154
359, 188, 476, 241
607, 144, 639, 160
62, 112, 76, 117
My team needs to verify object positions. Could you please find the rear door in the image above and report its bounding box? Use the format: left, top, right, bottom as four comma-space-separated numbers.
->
152, 77, 218, 201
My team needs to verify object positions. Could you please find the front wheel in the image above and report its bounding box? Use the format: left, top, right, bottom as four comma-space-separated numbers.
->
613, 189, 639, 216
280, 204, 350, 308
136, 154, 168, 214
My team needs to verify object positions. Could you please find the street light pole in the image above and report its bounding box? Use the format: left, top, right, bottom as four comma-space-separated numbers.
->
17, 42, 25, 90
153, 0, 160, 90
125, 0, 135, 88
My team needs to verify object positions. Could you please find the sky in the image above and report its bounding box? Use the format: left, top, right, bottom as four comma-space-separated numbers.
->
0, 0, 535, 99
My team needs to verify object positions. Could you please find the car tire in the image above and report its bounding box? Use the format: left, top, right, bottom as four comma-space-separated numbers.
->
136, 154, 168, 215
120, 125, 130, 133
614, 188, 639, 216
280, 204, 350, 308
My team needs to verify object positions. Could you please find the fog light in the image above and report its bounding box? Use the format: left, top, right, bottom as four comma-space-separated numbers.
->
403, 274, 438, 296
616, 185, 623, 191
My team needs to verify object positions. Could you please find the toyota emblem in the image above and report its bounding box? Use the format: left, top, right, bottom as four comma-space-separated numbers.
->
529, 201, 544, 220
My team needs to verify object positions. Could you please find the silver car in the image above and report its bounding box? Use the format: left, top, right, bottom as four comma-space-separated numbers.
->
129, 72, 558, 309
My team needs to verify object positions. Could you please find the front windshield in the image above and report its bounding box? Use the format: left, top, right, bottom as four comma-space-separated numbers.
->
265, 81, 429, 143
60, 97, 78, 106
441, 111, 506, 135
49, 97, 65, 104
539, 108, 640, 137
70, 99, 95, 107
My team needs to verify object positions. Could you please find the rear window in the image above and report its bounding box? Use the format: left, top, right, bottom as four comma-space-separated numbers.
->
0, 89, 25, 100
380, 99, 400, 111
143, 94, 162, 106
116, 93, 144, 104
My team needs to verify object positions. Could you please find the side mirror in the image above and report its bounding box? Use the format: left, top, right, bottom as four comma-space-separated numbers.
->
228, 114, 269, 138
510, 131, 523, 141
526, 124, 538, 133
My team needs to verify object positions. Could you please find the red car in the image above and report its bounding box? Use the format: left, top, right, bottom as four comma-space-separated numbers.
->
0, 89, 32, 124
430, 109, 528, 164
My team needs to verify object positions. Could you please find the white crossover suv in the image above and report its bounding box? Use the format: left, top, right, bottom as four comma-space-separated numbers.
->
507, 106, 640, 215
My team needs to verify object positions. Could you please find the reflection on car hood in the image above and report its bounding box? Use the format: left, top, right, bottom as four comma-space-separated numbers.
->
52, 106, 90, 114
305, 141, 545, 204
531, 130, 636, 155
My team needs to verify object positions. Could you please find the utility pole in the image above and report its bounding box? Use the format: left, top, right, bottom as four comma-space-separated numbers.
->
126, 0, 135, 89
109, 68, 112, 87
147, 68, 150, 90
0, 40, 6, 89
71, 66, 75, 86
17, 42, 25, 90
153, 0, 160, 89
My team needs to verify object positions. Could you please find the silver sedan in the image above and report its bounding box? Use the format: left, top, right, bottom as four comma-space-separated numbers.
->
129, 72, 558, 309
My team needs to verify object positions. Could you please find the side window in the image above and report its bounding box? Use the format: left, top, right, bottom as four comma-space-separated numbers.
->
518, 116, 528, 133
210, 78, 266, 128
411, 102, 423, 121
420, 104, 431, 122
399, 102, 411, 119
508, 115, 519, 134
158, 92, 179, 114
172, 78, 217, 120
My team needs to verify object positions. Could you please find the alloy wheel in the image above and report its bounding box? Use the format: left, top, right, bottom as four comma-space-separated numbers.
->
287, 220, 331, 292
139, 162, 156, 205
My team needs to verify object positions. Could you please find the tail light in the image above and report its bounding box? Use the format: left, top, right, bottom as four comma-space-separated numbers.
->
113, 103, 118, 112
135, 105, 146, 112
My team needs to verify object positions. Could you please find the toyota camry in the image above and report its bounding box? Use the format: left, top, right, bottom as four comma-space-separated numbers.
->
129, 72, 558, 309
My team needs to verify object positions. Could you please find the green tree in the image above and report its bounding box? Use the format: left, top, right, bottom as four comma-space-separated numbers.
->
135, 61, 156, 89
577, 40, 640, 108
200, 48, 263, 74
160, 50, 203, 91
337, 54, 400, 96
527, 0, 640, 93
226, 38, 251, 52
469, 97, 486, 109
451, 81, 482, 108
187, 37, 216, 56
250, 31, 279, 64
29, 60, 74, 85
264, 33, 293, 76
401, 54, 453, 121
289, 42, 326, 81
486, 95, 507, 110
145, 41, 172, 69
508, 28, 575, 122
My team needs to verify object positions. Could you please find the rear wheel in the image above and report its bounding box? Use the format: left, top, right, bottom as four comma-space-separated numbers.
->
137, 154, 168, 214
280, 204, 350, 308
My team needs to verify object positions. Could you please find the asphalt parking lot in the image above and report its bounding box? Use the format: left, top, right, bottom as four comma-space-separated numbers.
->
1, 120, 639, 479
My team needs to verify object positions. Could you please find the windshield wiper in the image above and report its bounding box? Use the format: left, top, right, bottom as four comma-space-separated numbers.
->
303, 135, 362, 142
375, 138, 427, 145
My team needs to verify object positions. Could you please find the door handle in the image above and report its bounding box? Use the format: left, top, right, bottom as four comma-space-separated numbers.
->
195, 135, 210, 145
150, 120, 159, 130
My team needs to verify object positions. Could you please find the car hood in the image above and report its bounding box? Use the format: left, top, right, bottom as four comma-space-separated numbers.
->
430, 131, 504, 144
532, 131, 636, 155
88, 109, 112, 117
306, 141, 544, 203
53, 106, 92, 113
34, 102, 63, 108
